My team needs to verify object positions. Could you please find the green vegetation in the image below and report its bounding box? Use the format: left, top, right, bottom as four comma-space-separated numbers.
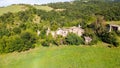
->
0, 1, 120, 53
65, 33, 84, 45
0, 30, 37, 53
34, 5, 53, 11
106, 21, 120, 25
0, 1, 120, 67
0, 5, 28, 16
0, 46, 120, 68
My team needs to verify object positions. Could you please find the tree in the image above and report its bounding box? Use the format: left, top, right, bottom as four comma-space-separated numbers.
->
65, 33, 84, 45
13, 27, 21, 34
20, 30, 38, 51
100, 32, 119, 47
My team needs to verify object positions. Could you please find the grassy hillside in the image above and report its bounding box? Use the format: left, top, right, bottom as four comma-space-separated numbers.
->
0, 45, 120, 68
34, 5, 53, 11
106, 21, 120, 25
0, 5, 28, 15
0, 5, 54, 16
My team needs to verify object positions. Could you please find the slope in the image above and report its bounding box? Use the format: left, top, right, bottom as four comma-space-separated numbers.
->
0, 45, 120, 68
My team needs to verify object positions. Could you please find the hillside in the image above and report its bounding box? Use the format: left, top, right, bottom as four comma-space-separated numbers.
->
0, 1, 120, 68
0, 5, 28, 16
0, 45, 120, 68
33, 5, 53, 11
0, 0, 120, 55
0, 4, 55, 16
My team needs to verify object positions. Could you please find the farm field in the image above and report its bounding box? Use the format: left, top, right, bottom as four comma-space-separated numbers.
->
0, 45, 120, 68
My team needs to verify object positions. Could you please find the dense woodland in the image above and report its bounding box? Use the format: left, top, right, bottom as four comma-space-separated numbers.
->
0, 0, 120, 53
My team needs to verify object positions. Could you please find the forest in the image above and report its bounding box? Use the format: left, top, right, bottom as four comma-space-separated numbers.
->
0, 0, 120, 53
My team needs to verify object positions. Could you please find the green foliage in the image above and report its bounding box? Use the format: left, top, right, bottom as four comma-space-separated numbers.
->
39, 28, 47, 39
0, 1, 120, 53
100, 32, 119, 47
0, 5, 28, 16
13, 27, 21, 34
41, 34, 52, 47
20, 30, 37, 50
83, 28, 99, 45
0, 12, 14, 23
53, 35, 65, 46
115, 31, 120, 36
65, 33, 84, 45
0, 30, 38, 53
17, 10, 34, 22
41, 40, 50, 47
0, 35, 24, 53
0, 28, 10, 38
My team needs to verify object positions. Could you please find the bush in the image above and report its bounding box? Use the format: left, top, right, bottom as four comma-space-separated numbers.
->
65, 33, 84, 45
116, 31, 120, 36
20, 30, 37, 50
39, 28, 47, 39
83, 28, 99, 45
53, 35, 65, 46
100, 32, 119, 47
0, 35, 24, 53
13, 27, 21, 34
41, 34, 53, 47
41, 40, 50, 47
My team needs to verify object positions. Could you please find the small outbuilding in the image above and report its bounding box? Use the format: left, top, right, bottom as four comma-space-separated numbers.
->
84, 36, 92, 45
108, 24, 120, 32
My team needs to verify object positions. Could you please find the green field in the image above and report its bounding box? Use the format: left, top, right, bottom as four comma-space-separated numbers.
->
34, 5, 53, 11
0, 5, 28, 15
0, 45, 120, 68
106, 21, 120, 25
0, 5, 54, 16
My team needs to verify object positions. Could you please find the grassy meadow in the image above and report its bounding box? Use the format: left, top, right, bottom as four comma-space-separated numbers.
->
0, 5, 28, 15
0, 5, 54, 16
34, 5, 53, 11
0, 45, 120, 68
106, 21, 120, 25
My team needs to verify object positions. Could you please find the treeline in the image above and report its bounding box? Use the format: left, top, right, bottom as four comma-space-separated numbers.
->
0, 1, 120, 53
48, 1, 120, 21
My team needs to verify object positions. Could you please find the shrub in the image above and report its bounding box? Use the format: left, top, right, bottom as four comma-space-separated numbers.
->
53, 35, 65, 46
65, 33, 84, 45
116, 31, 120, 36
0, 35, 24, 53
20, 30, 37, 50
41, 34, 53, 47
100, 32, 119, 47
39, 28, 47, 39
13, 27, 21, 34
83, 28, 99, 45
41, 40, 50, 47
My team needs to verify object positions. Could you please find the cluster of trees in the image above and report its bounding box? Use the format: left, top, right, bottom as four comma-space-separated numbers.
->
48, 1, 120, 21
0, 30, 37, 53
0, 1, 120, 53
41, 33, 84, 47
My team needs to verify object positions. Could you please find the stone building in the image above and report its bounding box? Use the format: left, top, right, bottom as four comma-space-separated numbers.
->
47, 26, 84, 37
